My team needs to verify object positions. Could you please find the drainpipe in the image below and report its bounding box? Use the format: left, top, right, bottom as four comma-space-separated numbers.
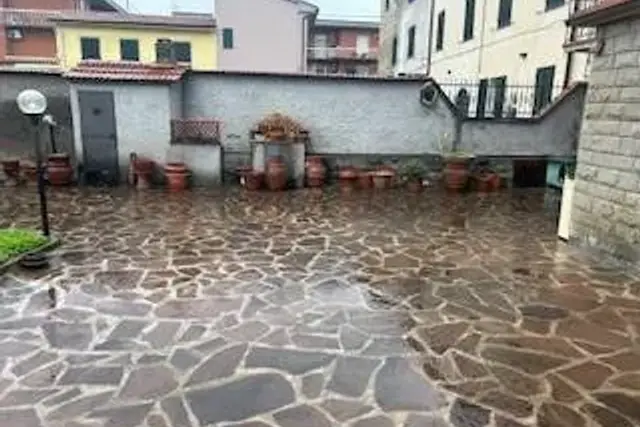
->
301, 12, 315, 73
477, 0, 489, 78
425, 0, 436, 75
563, 2, 577, 88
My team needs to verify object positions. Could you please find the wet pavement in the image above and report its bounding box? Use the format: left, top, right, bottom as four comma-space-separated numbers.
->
0, 187, 639, 427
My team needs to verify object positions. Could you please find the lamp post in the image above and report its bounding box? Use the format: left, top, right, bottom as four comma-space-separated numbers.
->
17, 89, 50, 237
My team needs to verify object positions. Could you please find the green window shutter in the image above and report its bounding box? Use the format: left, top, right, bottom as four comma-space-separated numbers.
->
223, 28, 234, 49
391, 36, 397, 65
436, 11, 445, 51
463, 0, 475, 41
407, 25, 416, 58
498, 0, 512, 28
120, 39, 139, 61
174, 42, 192, 62
81, 37, 100, 60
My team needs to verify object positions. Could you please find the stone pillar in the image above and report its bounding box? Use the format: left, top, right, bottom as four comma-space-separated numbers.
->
292, 142, 305, 188
252, 143, 266, 173
571, 16, 640, 262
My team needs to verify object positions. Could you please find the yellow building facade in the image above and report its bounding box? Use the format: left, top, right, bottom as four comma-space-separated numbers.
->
53, 14, 217, 70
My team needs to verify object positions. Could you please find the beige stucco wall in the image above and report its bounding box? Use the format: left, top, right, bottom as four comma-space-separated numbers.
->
430, 0, 573, 85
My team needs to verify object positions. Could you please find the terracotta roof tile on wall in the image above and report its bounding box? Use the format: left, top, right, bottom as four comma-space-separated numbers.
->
51, 11, 216, 28
64, 60, 187, 83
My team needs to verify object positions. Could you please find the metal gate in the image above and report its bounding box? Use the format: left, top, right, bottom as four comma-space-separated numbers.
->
78, 91, 119, 185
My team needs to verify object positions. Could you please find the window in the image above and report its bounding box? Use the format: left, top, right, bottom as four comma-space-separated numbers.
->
497, 0, 512, 28
545, 0, 564, 10
80, 37, 100, 60
391, 36, 398, 65
120, 39, 139, 61
222, 28, 234, 49
435, 11, 445, 51
407, 25, 416, 59
174, 42, 192, 62
463, 0, 475, 41
156, 39, 173, 62
385, 0, 389, 10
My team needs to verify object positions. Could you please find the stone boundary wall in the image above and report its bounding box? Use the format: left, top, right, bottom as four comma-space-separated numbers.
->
0, 70, 585, 183
572, 17, 640, 263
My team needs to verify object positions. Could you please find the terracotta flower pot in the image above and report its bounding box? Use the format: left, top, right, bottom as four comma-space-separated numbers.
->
165, 162, 189, 192
47, 153, 73, 186
236, 165, 253, 187
134, 157, 154, 189
444, 159, 470, 191
305, 156, 326, 188
266, 157, 287, 191
245, 170, 264, 191
476, 172, 501, 192
372, 170, 394, 190
2, 159, 20, 179
358, 171, 373, 189
407, 179, 423, 192
20, 161, 37, 183
338, 166, 359, 192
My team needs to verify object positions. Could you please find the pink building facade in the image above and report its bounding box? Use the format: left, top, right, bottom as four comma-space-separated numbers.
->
214, 0, 318, 73
308, 19, 379, 76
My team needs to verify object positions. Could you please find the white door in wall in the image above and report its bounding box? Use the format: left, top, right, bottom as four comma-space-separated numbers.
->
356, 34, 370, 57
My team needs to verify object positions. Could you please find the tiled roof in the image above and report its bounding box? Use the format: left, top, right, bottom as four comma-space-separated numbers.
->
64, 61, 187, 83
51, 11, 216, 28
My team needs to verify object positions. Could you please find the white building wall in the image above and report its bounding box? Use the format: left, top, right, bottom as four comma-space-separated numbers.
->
395, 0, 432, 75
431, 0, 573, 85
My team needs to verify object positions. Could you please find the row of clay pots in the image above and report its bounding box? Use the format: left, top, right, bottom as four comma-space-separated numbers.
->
1, 154, 73, 186
444, 159, 501, 192
236, 157, 288, 192
130, 158, 190, 191
339, 166, 401, 191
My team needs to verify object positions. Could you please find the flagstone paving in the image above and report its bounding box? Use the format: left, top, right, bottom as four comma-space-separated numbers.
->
0, 187, 639, 427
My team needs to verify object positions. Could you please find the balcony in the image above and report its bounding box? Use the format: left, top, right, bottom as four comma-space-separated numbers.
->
307, 46, 378, 61
564, 0, 600, 52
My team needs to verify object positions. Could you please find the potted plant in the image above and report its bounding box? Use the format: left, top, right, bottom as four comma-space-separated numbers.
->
256, 113, 306, 142
370, 156, 396, 190
400, 160, 426, 192
305, 156, 326, 188
165, 162, 189, 192
473, 160, 501, 192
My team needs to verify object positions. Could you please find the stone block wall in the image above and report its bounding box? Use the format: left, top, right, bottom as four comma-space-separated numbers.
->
572, 17, 640, 262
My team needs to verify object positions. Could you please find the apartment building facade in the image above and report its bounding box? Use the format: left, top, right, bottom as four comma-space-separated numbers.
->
54, 13, 217, 71
0, 0, 122, 67
307, 19, 379, 76
214, 0, 318, 73
380, 0, 592, 116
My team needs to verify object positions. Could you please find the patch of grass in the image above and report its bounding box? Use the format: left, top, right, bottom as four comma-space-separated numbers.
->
0, 229, 48, 263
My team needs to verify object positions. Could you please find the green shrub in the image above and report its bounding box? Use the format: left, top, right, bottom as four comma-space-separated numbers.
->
0, 229, 47, 263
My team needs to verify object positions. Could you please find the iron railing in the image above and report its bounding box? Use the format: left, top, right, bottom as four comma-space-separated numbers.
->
170, 119, 221, 145
438, 80, 565, 119
569, 0, 602, 14
307, 47, 378, 61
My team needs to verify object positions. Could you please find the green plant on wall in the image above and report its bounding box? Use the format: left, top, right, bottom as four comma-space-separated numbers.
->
399, 159, 426, 180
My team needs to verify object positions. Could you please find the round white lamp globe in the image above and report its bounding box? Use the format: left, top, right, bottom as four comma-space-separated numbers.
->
17, 89, 47, 115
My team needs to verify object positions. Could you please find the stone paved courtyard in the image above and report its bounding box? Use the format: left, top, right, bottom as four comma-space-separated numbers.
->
1, 187, 639, 427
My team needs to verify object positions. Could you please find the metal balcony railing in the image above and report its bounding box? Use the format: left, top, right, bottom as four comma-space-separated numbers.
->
307, 47, 379, 61
565, 1, 600, 51
569, 0, 602, 15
